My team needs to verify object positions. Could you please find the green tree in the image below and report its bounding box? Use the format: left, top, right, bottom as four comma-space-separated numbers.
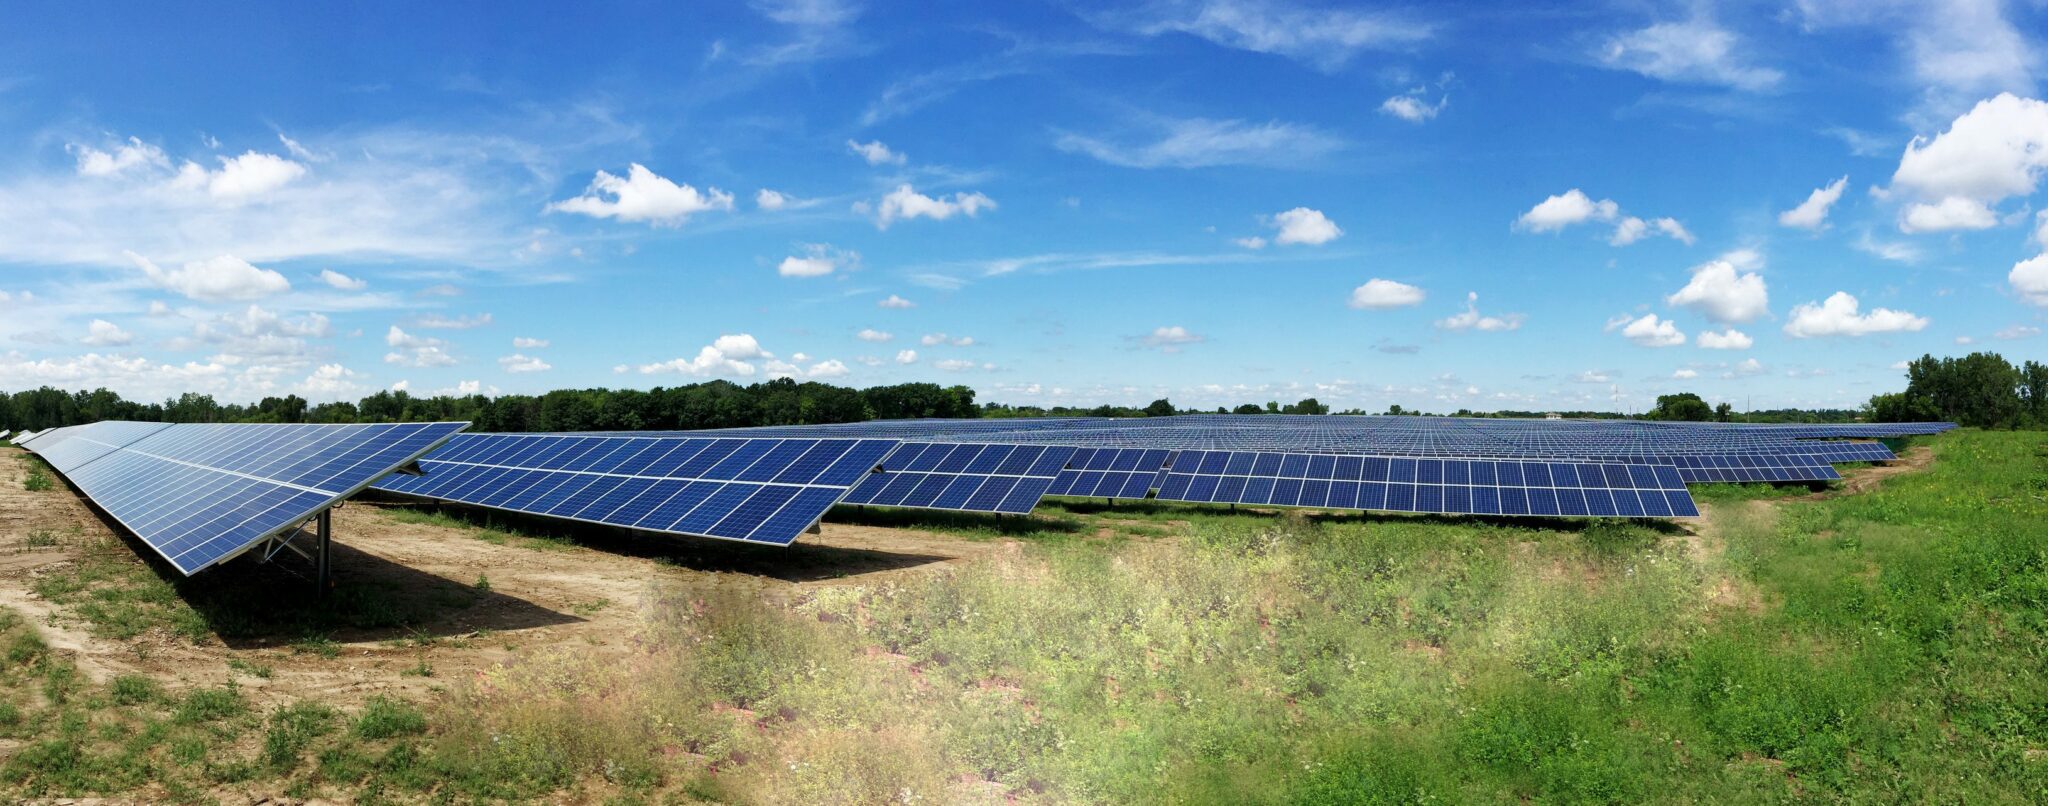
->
1648, 393, 1713, 422
1143, 398, 1176, 417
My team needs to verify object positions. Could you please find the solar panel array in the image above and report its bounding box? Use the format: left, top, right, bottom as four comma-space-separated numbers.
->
24, 421, 465, 575
372, 433, 897, 545
367, 414, 1954, 539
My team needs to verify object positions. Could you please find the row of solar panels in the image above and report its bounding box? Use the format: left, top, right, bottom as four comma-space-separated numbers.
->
13, 417, 1946, 576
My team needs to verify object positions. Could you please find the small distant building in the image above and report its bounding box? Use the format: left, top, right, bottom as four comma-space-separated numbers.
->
1545, 412, 1563, 420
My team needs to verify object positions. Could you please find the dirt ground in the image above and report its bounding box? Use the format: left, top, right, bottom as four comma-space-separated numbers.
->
0, 446, 1009, 712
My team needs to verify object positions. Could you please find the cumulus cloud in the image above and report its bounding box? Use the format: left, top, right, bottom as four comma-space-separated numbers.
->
877, 294, 916, 309
1666, 250, 1769, 324
1597, 17, 1783, 91
1616, 313, 1686, 347
1515, 189, 1689, 246
185, 305, 331, 363
866, 184, 994, 229
933, 358, 980, 371
1095, 0, 1431, 70
185, 151, 308, 201
318, 268, 367, 291
1783, 292, 1929, 337
1696, 328, 1754, 350
1348, 278, 1425, 309
1996, 324, 2041, 339
1379, 91, 1447, 122
1673, 368, 1700, 379
1233, 236, 1268, 249
69, 137, 169, 177
920, 333, 974, 346
512, 336, 550, 349
1888, 93, 2048, 232
82, 319, 134, 347
895, 349, 918, 364
1054, 116, 1343, 169
807, 359, 850, 378
636, 333, 773, 376
1139, 325, 1205, 352
2012, 253, 2048, 306
0, 351, 230, 401
127, 251, 290, 301
856, 328, 893, 342
1436, 292, 1524, 332
778, 242, 859, 277
756, 188, 791, 210
847, 139, 906, 166
1268, 207, 1342, 245
384, 325, 458, 367
498, 353, 552, 373
298, 364, 363, 398
1779, 176, 1849, 229
546, 163, 734, 226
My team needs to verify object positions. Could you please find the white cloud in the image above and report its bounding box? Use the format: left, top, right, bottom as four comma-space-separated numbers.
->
1515, 189, 1619, 232
2012, 253, 2048, 305
1729, 357, 1764, 377
318, 268, 367, 291
190, 151, 308, 201
895, 349, 918, 364
877, 294, 916, 309
298, 364, 362, 399
1797, 3, 2036, 121
1233, 236, 1268, 249
1100, 0, 1431, 71
512, 336, 550, 349
1996, 324, 2042, 339
1673, 368, 1700, 379
1619, 313, 1687, 347
1597, 17, 1783, 91
1955, 335, 1976, 345
1898, 196, 1998, 233
868, 184, 994, 229
778, 242, 858, 277
546, 163, 734, 226
1140, 325, 1205, 352
1666, 251, 1769, 324
416, 312, 493, 329
1379, 92, 1446, 122
185, 305, 331, 363
498, 353, 552, 373
846, 139, 907, 166
637, 333, 772, 376
127, 252, 291, 301
1696, 328, 1754, 350
1783, 292, 1930, 337
1888, 93, 2048, 231
1853, 231, 1923, 263
755, 188, 803, 210
384, 325, 458, 367
920, 333, 973, 346
1779, 176, 1849, 229
68, 137, 169, 177
1436, 292, 1524, 332
933, 358, 977, 371
0, 351, 230, 400
82, 319, 134, 347
808, 358, 850, 378
1515, 189, 1687, 245
856, 328, 893, 342
1348, 278, 1425, 309
1054, 116, 1343, 169
1269, 207, 1342, 245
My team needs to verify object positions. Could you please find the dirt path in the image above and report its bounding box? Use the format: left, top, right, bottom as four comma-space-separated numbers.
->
0, 447, 1004, 711
1799, 443, 1935, 498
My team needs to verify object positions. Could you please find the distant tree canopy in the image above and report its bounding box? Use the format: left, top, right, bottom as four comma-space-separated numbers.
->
1647, 392, 1714, 422
1868, 352, 2047, 429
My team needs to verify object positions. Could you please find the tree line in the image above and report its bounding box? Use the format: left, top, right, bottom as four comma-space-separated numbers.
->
1868, 352, 2048, 429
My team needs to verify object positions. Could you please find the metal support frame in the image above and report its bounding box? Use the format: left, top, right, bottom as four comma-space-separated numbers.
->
315, 509, 332, 595
255, 506, 336, 597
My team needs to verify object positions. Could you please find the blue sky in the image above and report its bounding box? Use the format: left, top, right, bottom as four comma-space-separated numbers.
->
1, 1, 2044, 413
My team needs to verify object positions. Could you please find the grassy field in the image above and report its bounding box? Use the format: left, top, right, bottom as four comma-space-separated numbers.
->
3, 430, 2046, 802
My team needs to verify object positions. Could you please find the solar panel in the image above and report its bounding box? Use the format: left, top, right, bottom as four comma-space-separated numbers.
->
30, 422, 466, 575
838, 442, 1078, 513
372, 433, 897, 545
1155, 450, 1699, 518
1044, 448, 1172, 499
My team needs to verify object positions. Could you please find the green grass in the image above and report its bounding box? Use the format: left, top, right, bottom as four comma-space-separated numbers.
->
4, 429, 2045, 803
21, 458, 53, 492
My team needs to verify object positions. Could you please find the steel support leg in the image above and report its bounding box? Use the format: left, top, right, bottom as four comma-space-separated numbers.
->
315, 510, 332, 596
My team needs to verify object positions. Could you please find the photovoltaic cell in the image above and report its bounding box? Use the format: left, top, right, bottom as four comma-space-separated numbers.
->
28, 422, 466, 575
1044, 447, 1171, 499
372, 433, 897, 545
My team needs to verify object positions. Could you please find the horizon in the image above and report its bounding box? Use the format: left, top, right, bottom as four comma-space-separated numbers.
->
2, 2, 2045, 414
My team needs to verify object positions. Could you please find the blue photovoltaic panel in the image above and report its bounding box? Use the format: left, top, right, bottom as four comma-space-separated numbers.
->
373, 433, 898, 545
838, 442, 1079, 514
1155, 450, 1699, 519
1044, 447, 1172, 499
31, 422, 466, 575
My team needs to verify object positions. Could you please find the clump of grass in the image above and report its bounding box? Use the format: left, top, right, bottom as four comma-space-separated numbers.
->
353, 696, 427, 740
109, 674, 160, 705
173, 686, 246, 724
22, 530, 59, 548
290, 635, 342, 659
226, 658, 274, 679
262, 701, 337, 770
21, 466, 52, 492
401, 657, 434, 678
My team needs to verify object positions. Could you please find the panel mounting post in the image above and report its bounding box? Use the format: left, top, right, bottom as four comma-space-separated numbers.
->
314, 509, 332, 596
